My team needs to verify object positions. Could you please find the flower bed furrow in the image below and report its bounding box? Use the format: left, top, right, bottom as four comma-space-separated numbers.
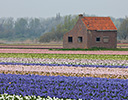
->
0, 57, 128, 66
0, 65, 128, 76
0, 62, 128, 68
0, 73, 128, 99
1, 69, 128, 79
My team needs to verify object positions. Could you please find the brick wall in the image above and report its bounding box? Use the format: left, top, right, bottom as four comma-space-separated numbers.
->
63, 18, 88, 49
87, 31, 117, 48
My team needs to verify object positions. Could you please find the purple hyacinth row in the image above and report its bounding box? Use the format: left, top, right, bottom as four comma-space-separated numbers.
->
0, 73, 128, 99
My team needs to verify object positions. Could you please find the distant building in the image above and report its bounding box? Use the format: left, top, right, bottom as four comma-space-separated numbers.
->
63, 14, 117, 49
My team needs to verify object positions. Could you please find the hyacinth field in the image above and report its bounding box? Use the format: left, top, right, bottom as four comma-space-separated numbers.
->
0, 48, 128, 99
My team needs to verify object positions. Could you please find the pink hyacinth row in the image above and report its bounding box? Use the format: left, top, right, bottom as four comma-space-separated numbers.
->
0, 49, 128, 55
0, 65, 128, 75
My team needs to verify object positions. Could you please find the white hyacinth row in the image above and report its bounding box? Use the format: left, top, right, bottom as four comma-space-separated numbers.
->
0, 93, 78, 100
0, 57, 128, 66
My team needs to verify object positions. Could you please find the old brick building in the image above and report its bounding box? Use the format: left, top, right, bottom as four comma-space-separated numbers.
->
63, 14, 117, 49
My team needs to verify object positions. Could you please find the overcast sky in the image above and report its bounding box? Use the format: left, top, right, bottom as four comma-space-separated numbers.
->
0, 0, 127, 18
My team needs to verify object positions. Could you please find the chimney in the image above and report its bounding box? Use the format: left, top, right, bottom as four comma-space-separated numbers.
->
79, 14, 83, 18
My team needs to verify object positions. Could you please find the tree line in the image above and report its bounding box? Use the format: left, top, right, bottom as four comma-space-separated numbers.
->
0, 13, 127, 43
0, 13, 64, 42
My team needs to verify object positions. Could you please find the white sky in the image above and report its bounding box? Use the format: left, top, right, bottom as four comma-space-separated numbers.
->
0, 0, 127, 18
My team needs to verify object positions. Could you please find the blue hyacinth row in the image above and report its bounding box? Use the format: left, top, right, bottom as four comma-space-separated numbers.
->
0, 62, 128, 68
0, 73, 128, 99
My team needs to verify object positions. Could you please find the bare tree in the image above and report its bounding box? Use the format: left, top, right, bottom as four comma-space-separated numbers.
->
118, 17, 128, 40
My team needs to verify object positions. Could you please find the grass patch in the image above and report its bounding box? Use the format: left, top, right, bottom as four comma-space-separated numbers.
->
50, 47, 128, 51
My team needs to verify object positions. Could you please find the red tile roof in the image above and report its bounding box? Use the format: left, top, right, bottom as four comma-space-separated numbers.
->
81, 17, 117, 31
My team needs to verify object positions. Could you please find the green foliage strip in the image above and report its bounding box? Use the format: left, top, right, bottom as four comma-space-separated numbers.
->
0, 53, 128, 60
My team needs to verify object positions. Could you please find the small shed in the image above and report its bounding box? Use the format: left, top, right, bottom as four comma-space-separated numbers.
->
63, 14, 117, 49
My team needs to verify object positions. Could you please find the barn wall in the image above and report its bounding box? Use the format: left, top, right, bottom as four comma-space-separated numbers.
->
87, 31, 117, 48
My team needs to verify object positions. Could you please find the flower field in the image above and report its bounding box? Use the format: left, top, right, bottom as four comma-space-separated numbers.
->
0, 49, 128, 99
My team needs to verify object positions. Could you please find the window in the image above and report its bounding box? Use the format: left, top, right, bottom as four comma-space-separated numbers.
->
78, 37, 83, 43
68, 37, 73, 42
96, 37, 100, 42
103, 36, 109, 42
